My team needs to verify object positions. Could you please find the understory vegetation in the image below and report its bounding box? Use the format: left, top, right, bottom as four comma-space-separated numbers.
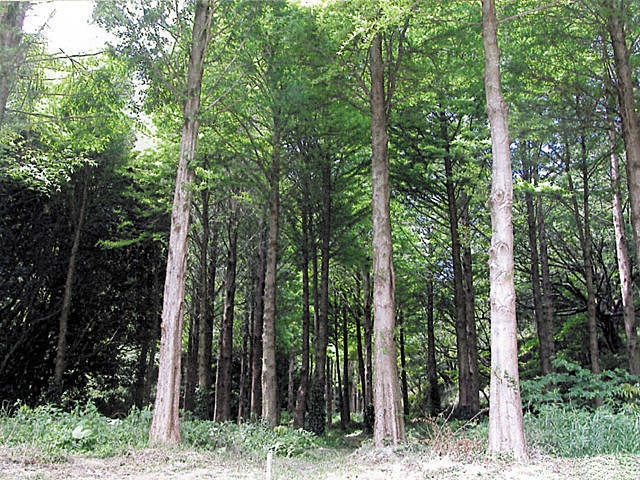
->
2, 399, 640, 461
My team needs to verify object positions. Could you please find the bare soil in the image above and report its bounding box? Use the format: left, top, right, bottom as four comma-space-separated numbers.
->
1, 446, 639, 480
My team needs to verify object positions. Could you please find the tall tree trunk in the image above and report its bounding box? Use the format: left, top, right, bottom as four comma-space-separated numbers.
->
523, 159, 554, 375
237, 309, 250, 422
441, 118, 477, 418
250, 219, 266, 418
535, 168, 556, 363
294, 201, 311, 428
262, 130, 281, 427
426, 279, 440, 416
461, 191, 480, 415
214, 199, 239, 422
355, 282, 366, 418
609, 124, 640, 374
0, 2, 28, 126
310, 152, 332, 434
606, 2, 640, 278
149, 0, 213, 445
197, 192, 217, 419
362, 266, 374, 433
53, 170, 90, 398
341, 307, 351, 427
398, 310, 410, 417
565, 139, 600, 376
482, 0, 527, 460
183, 307, 199, 412
369, 32, 405, 447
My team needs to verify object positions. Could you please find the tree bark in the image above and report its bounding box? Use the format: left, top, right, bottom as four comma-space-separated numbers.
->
523, 159, 554, 375
426, 278, 440, 416
261, 129, 281, 427
535, 169, 556, 364
197, 191, 217, 418
370, 32, 406, 447
341, 307, 351, 427
362, 266, 374, 432
214, 198, 239, 422
294, 199, 311, 428
149, 0, 212, 445
609, 124, 640, 374
398, 310, 410, 417
565, 138, 600, 376
0, 2, 28, 126
482, 0, 528, 460
606, 2, 640, 282
250, 219, 266, 419
460, 194, 480, 414
53, 170, 90, 398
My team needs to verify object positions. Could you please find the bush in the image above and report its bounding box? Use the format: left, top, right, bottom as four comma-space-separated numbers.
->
208, 421, 319, 457
0, 403, 151, 458
525, 404, 640, 457
521, 357, 640, 411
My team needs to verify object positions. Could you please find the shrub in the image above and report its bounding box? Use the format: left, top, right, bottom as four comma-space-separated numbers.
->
0, 403, 151, 458
521, 357, 640, 411
207, 421, 319, 457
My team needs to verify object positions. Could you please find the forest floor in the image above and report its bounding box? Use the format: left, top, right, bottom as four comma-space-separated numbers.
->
1, 444, 639, 480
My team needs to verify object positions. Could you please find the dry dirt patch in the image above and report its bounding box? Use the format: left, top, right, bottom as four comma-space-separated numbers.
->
1, 446, 639, 479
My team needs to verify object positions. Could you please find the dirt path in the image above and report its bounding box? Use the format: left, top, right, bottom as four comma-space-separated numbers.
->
1, 447, 639, 479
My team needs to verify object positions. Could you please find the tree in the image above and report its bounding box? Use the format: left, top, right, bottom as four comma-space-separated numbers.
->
603, 0, 640, 287
0, 1, 29, 126
369, 29, 406, 446
149, 0, 213, 444
482, 0, 528, 460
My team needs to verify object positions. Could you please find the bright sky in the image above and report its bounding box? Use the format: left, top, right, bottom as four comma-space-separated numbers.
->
23, 1, 112, 55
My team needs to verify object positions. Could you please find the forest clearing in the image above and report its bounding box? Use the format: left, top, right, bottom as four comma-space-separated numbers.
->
3, 0, 640, 472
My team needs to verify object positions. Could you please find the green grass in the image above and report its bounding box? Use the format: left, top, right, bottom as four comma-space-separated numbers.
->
2, 402, 640, 463
525, 404, 640, 457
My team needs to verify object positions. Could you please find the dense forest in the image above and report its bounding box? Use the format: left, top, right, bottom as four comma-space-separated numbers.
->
2, 0, 640, 461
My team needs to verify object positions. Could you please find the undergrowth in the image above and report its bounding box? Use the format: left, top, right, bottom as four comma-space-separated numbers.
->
2, 399, 640, 462
525, 404, 640, 457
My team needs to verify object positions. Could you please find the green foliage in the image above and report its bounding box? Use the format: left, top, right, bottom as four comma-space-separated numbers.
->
521, 357, 640, 411
208, 421, 319, 457
0, 403, 151, 458
525, 404, 640, 457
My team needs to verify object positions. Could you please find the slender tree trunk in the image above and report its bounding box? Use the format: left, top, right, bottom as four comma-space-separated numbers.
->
606, 3, 640, 276
609, 124, 640, 374
442, 120, 476, 418
426, 279, 440, 416
294, 202, 311, 428
565, 139, 600, 376
53, 171, 90, 398
523, 161, 553, 375
237, 309, 250, 423
355, 283, 366, 417
362, 266, 374, 433
184, 308, 199, 412
341, 307, 351, 427
370, 32, 405, 447
197, 192, 216, 419
0, 2, 28, 126
535, 168, 556, 363
482, 0, 527, 460
262, 130, 281, 427
309, 152, 332, 434
250, 220, 266, 418
398, 310, 410, 417
461, 192, 480, 415
214, 199, 239, 421
149, 0, 212, 445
